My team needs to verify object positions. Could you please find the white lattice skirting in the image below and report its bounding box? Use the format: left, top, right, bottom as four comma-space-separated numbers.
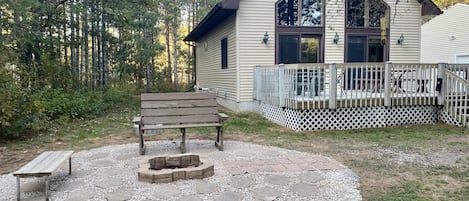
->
259, 103, 444, 131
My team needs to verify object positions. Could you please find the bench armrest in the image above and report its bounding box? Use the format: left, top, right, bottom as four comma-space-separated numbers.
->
132, 117, 141, 124
218, 113, 229, 121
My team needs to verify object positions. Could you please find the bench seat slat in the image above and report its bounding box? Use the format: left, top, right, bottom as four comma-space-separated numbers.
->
13, 151, 73, 176
141, 107, 218, 117
142, 99, 217, 109
142, 114, 220, 125
142, 92, 216, 101
141, 123, 222, 130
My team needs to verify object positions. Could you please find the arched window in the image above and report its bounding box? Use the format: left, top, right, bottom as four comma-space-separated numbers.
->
347, 0, 388, 28
345, 0, 389, 63
277, 0, 323, 26
276, 0, 324, 64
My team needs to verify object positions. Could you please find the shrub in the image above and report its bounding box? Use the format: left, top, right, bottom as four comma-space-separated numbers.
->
0, 68, 44, 138
1, 85, 134, 139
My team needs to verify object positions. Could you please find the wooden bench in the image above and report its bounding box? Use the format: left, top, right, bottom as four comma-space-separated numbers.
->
13, 151, 73, 201
137, 92, 229, 155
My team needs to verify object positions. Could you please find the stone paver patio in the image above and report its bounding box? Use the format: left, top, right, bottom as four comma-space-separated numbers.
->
0, 140, 361, 201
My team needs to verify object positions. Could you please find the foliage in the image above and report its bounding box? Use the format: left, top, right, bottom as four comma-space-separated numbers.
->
433, 0, 469, 9
0, 85, 132, 139
0, 0, 219, 138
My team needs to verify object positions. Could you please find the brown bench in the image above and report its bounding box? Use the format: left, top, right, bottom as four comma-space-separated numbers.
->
136, 92, 229, 155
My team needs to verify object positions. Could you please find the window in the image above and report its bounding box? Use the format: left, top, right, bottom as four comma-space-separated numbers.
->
345, 0, 389, 62
347, 0, 388, 28
278, 35, 320, 64
221, 38, 227, 69
276, 0, 324, 64
277, 0, 323, 26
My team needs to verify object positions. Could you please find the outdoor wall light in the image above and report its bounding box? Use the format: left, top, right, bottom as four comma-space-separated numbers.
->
333, 32, 339, 44
397, 34, 404, 45
262, 32, 269, 44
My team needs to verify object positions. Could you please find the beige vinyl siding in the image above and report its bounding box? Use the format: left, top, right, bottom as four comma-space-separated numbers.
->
324, 0, 345, 63
421, 4, 469, 63
387, 0, 421, 63
196, 0, 422, 103
237, 0, 276, 102
195, 15, 237, 101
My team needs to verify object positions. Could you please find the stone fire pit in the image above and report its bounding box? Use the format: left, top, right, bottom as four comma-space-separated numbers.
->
138, 154, 214, 183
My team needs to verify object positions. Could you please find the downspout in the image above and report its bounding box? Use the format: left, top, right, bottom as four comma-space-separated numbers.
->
184, 41, 197, 88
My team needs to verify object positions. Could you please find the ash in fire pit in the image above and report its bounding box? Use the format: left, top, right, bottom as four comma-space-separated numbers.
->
138, 154, 214, 183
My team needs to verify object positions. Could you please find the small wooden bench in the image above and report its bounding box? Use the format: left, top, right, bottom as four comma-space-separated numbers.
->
13, 151, 73, 201
136, 92, 229, 155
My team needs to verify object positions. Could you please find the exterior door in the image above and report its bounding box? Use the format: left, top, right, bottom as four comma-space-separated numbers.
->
346, 36, 384, 89
346, 36, 384, 63
278, 35, 321, 64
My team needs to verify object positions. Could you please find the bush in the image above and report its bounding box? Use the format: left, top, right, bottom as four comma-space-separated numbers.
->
40, 88, 132, 120
1, 85, 133, 139
0, 68, 44, 138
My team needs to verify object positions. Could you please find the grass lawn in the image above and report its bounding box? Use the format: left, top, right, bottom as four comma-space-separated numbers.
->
0, 97, 468, 201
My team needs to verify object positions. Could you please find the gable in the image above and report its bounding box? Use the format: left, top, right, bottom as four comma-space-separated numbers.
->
185, 0, 441, 42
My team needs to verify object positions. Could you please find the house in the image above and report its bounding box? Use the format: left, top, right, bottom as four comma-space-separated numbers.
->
184, 0, 442, 112
421, 3, 469, 64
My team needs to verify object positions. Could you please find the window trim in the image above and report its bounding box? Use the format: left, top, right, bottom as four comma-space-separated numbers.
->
221, 37, 228, 69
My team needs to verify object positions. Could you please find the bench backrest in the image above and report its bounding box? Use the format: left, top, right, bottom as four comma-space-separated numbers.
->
141, 92, 219, 126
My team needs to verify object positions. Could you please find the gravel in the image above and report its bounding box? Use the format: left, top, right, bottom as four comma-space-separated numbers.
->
0, 140, 362, 201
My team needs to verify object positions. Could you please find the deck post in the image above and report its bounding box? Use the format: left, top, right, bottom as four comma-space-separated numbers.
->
254, 65, 261, 100
329, 63, 337, 109
278, 64, 285, 107
437, 63, 447, 105
384, 61, 392, 107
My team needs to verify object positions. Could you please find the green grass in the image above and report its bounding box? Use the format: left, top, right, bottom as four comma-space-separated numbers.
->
373, 181, 431, 201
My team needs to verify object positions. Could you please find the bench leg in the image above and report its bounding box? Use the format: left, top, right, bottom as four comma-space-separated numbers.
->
16, 177, 20, 201
45, 176, 49, 201
215, 126, 224, 151
180, 128, 186, 153
69, 156, 72, 175
139, 130, 146, 155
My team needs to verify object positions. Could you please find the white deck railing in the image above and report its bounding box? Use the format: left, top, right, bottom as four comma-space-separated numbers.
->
254, 62, 449, 110
443, 66, 469, 128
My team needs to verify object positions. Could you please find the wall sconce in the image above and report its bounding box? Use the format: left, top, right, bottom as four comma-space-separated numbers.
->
333, 32, 339, 44
262, 32, 269, 44
397, 34, 404, 45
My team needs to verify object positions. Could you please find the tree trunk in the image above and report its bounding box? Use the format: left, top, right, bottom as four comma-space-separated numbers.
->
173, 24, 179, 91
70, 0, 78, 86
75, 10, 80, 86
82, 0, 89, 88
145, 27, 151, 93
101, 9, 107, 87
91, 0, 97, 90
97, 1, 102, 87
164, 19, 172, 83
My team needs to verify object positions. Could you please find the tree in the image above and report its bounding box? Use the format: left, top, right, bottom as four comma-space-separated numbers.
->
433, 0, 469, 9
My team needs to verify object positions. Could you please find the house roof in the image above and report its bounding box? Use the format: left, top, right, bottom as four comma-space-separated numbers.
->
184, 0, 442, 42
183, 0, 239, 41
418, 0, 443, 16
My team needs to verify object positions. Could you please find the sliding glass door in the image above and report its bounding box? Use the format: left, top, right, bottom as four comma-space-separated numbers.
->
278, 34, 320, 64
